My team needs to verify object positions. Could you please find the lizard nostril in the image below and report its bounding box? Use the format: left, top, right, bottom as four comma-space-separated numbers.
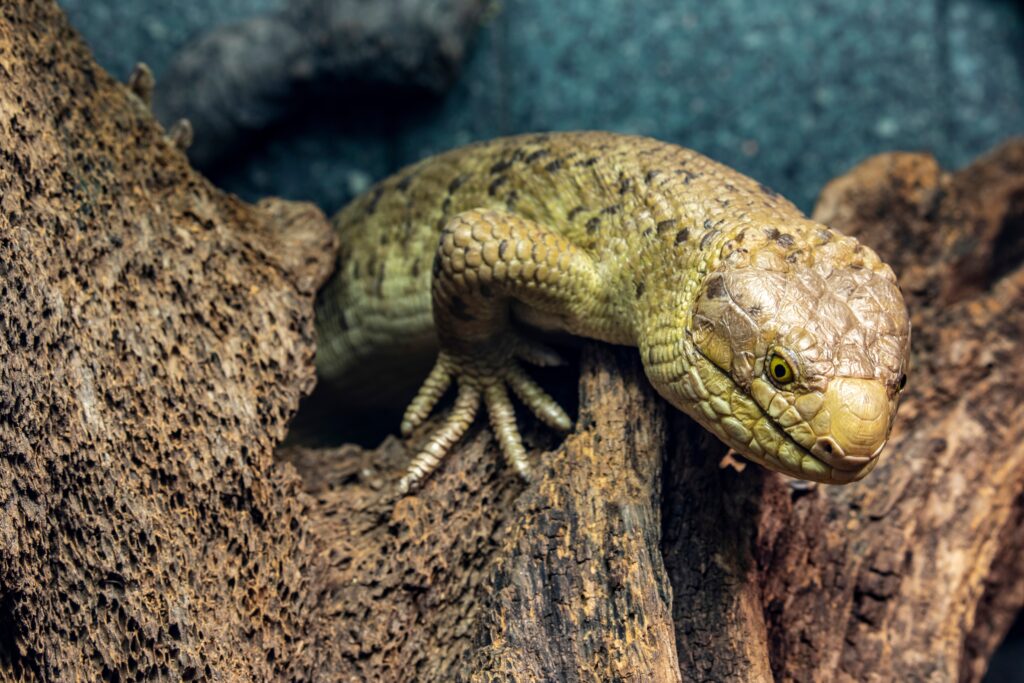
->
813, 436, 847, 462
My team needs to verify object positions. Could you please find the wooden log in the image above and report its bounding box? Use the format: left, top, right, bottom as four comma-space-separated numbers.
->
0, 2, 337, 679
2, 2, 1023, 680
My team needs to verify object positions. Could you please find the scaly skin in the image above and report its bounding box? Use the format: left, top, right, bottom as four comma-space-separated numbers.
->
315, 132, 911, 493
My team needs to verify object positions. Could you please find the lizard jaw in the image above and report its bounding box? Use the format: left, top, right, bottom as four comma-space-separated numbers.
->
669, 350, 882, 485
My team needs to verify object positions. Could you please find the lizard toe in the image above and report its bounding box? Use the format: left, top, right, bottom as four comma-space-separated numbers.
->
400, 356, 453, 437
399, 382, 479, 494
505, 363, 572, 432
483, 381, 533, 481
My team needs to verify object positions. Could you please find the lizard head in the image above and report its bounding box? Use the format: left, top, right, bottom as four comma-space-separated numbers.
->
649, 228, 911, 484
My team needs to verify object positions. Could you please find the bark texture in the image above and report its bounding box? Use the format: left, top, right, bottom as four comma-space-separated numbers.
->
2, 2, 1024, 681
0, 3, 337, 680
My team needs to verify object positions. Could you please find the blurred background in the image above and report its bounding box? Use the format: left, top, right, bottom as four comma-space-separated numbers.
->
60, 0, 1023, 215
58, 1, 1024, 679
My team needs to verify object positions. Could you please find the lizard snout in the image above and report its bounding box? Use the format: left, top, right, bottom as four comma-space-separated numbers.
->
811, 377, 890, 470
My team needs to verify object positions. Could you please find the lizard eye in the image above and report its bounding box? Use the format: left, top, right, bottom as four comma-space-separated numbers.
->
898, 373, 907, 392
768, 352, 796, 386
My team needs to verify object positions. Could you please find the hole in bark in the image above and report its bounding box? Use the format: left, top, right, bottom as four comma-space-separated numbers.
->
0, 592, 20, 665
990, 188, 1024, 284
0, 591, 42, 679
986, 610, 1024, 682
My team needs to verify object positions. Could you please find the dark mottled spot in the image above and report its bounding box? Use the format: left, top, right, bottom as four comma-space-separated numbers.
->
705, 275, 726, 299
568, 205, 587, 221
505, 190, 519, 211
450, 295, 474, 321
448, 173, 470, 194
479, 283, 493, 298
786, 251, 801, 263
586, 217, 601, 233
617, 174, 633, 195
490, 159, 512, 174
411, 258, 421, 278
675, 229, 690, 245
488, 176, 508, 196
525, 149, 550, 163
703, 219, 714, 231
674, 169, 696, 183
642, 227, 654, 238
724, 182, 737, 192
817, 228, 833, 243
776, 233, 795, 248
758, 182, 780, 198
441, 197, 452, 214
601, 204, 621, 216
530, 134, 551, 144
764, 227, 782, 241
635, 281, 646, 298
432, 252, 442, 278
656, 219, 678, 234
576, 156, 599, 167
748, 305, 762, 317
498, 240, 509, 259
644, 170, 661, 183
544, 158, 563, 173
854, 244, 865, 254
366, 187, 384, 215
700, 229, 721, 250
396, 174, 415, 192
736, 230, 747, 242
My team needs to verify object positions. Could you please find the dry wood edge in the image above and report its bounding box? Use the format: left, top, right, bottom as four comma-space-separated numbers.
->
283, 139, 1024, 682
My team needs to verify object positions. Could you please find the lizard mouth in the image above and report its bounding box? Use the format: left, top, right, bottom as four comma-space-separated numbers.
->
688, 350, 877, 485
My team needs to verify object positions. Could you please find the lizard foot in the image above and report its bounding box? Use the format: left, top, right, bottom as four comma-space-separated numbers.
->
397, 338, 571, 494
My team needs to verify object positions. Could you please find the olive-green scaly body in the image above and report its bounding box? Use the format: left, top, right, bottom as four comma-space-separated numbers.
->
315, 132, 911, 491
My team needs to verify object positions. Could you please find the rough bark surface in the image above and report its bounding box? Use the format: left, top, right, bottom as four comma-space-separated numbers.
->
0, 3, 338, 680
2, 3, 1024, 681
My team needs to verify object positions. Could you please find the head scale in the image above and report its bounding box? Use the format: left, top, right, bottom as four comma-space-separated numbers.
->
650, 225, 911, 484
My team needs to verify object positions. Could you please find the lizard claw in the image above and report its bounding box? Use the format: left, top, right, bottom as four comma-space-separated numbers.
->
511, 337, 566, 367
397, 344, 572, 493
398, 382, 480, 494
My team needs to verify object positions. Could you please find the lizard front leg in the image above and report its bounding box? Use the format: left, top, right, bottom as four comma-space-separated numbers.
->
398, 208, 604, 493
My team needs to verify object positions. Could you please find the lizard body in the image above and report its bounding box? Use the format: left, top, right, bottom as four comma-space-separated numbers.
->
315, 132, 911, 492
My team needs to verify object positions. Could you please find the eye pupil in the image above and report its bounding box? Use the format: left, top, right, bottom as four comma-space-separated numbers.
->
898, 373, 907, 391
768, 355, 793, 385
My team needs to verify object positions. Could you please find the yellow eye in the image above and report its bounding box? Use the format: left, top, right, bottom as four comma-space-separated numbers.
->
768, 354, 795, 385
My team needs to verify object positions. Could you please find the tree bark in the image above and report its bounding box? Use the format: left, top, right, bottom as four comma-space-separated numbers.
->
2, 2, 1023, 681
